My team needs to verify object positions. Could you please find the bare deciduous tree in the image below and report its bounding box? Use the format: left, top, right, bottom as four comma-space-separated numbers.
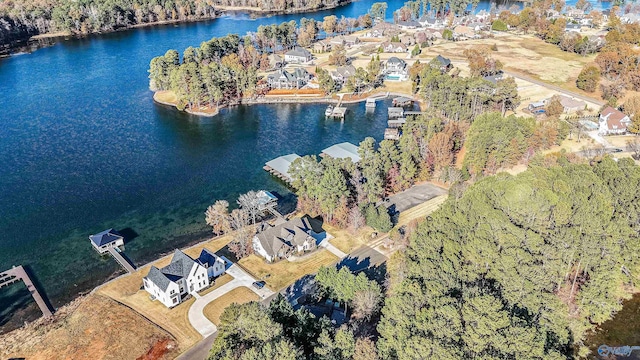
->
205, 200, 230, 235
352, 288, 382, 321
237, 190, 261, 224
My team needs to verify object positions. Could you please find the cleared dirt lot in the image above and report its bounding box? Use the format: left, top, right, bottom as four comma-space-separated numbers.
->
0, 295, 180, 360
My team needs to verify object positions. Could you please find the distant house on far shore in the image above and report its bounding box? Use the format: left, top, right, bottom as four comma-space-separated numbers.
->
89, 229, 124, 254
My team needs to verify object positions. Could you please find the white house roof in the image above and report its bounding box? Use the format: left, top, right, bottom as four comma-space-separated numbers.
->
321, 142, 360, 162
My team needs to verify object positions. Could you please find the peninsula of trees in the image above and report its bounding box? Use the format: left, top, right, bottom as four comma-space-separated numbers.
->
0, 0, 350, 52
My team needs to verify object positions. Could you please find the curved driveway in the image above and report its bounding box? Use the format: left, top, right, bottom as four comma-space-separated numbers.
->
188, 264, 274, 338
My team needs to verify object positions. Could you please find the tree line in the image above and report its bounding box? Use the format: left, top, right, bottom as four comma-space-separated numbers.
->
0, 0, 351, 49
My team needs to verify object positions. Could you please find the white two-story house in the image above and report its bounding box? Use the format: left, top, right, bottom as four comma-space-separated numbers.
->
143, 249, 210, 308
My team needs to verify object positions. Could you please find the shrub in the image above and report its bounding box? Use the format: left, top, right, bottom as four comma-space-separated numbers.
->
491, 19, 508, 31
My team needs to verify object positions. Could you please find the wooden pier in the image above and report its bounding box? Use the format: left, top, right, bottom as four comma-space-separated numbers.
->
327, 106, 348, 119
107, 247, 136, 274
0, 265, 54, 317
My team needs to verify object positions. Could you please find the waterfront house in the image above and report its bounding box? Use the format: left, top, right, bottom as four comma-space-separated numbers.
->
381, 42, 408, 53
285, 46, 313, 64
267, 68, 311, 89
331, 65, 357, 84
599, 106, 631, 135
143, 250, 209, 308
252, 215, 324, 262
385, 57, 408, 76
89, 229, 124, 254
196, 249, 226, 279
431, 55, 452, 72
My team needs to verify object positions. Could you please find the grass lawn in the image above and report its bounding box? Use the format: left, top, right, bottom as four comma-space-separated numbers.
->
605, 135, 636, 148
326, 224, 375, 254
238, 250, 339, 291
396, 194, 448, 228
95, 233, 233, 350
199, 273, 234, 296
202, 287, 260, 325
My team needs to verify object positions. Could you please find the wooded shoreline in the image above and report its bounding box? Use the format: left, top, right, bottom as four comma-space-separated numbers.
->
0, 0, 352, 57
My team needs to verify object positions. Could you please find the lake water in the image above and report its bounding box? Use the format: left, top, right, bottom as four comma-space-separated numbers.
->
0, 0, 612, 331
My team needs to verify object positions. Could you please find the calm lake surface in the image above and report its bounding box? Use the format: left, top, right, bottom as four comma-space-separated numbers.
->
0, 0, 612, 330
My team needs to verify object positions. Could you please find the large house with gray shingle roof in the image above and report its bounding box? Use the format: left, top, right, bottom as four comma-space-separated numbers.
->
252, 215, 324, 262
143, 249, 210, 308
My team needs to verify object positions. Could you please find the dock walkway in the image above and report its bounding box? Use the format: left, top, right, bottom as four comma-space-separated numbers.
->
107, 247, 136, 274
0, 265, 53, 317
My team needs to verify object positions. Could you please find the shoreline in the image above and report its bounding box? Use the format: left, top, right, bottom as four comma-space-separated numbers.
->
154, 88, 421, 115
0, 0, 353, 58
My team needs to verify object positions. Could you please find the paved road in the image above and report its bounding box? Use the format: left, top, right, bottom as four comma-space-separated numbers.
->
187, 264, 275, 338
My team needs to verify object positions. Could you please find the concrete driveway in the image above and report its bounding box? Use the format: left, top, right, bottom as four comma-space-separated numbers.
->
188, 264, 274, 338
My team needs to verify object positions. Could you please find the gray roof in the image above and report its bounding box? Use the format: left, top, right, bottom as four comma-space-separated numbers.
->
144, 249, 197, 291
255, 215, 323, 258
265, 153, 301, 181
333, 65, 357, 79
434, 55, 451, 67
286, 46, 312, 58
89, 229, 123, 247
321, 142, 361, 162
256, 190, 278, 208
387, 57, 406, 66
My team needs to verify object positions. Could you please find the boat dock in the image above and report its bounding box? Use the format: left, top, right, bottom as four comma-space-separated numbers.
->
365, 98, 377, 108
264, 153, 301, 183
107, 247, 136, 274
320, 142, 361, 163
327, 106, 348, 119
0, 265, 54, 317
392, 96, 414, 107
384, 128, 401, 140
388, 107, 404, 119
388, 118, 407, 128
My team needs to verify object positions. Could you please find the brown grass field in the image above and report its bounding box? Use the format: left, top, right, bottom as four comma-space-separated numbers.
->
202, 287, 259, 325
238, 250, 338, 290
199, 273, 234, 296
326, 224, 375, 254
0, 295, 180, 360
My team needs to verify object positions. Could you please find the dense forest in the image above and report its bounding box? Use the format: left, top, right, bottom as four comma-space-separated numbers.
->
379, 156, 640, 358
206, 155, 640, 359
0, 0, 348, 51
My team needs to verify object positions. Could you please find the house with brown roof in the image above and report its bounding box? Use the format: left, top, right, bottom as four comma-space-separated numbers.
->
545, 95, 586, 114
252, 215, 324, 262
599, 106, 631, 135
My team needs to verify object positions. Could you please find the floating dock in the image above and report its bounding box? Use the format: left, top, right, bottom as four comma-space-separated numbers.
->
327, 106, 348, 119
320, 142, 361, 163
264, 154, 301, 183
